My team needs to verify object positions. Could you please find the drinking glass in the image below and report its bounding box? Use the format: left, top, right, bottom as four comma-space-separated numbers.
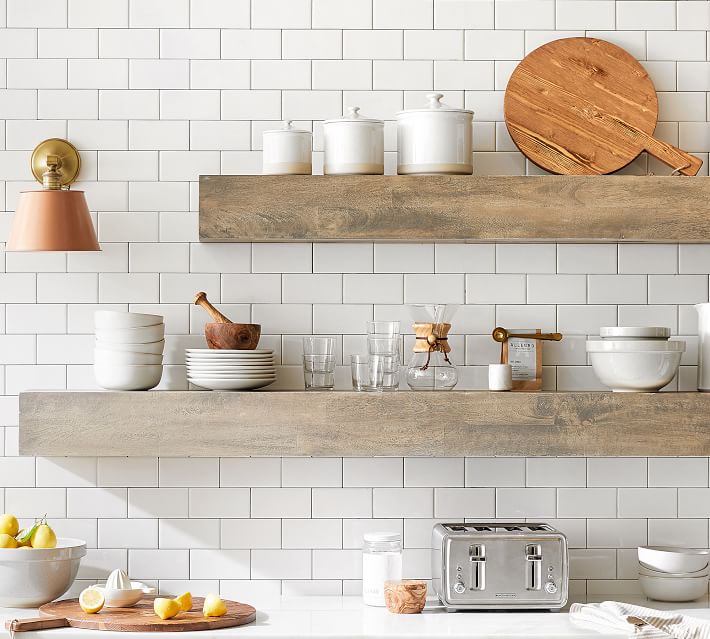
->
351, 354, 384, 391
303, 337, 336, 390
366, 336, 400, 391
366, 320, 400, 337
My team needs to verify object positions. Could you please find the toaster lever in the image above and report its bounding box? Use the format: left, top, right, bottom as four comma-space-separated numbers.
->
525, 544, 542, 591
469, 544, 486, 591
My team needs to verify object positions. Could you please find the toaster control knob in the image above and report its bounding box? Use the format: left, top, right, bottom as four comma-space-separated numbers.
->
454, 582, 466, 594
544, 581, 558, 594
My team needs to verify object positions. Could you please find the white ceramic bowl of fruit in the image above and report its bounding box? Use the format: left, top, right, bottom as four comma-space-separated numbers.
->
0, 515, 86, 608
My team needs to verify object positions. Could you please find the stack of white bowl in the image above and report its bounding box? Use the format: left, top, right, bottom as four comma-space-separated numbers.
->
586, 326, 685, 392
186, 349, 275, 390
638, 546, 709, 602
94, 311, 165, 390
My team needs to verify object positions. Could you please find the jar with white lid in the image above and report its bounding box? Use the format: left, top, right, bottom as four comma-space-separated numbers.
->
397, 93, 473, 175
323, 106, 384, 175
262, 120, 312, 175
362, 532, 402, 606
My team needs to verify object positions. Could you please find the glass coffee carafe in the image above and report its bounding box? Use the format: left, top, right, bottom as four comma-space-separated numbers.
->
406, 304, 458, 391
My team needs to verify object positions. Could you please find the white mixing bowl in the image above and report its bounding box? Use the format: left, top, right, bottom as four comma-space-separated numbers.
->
94, 348, 162, 366
95, 324, 165, 344
94, 339, 165, 355
0, 538, 86, 608
94, 364, 163, 391
638, 546, 710, 574
639, 574, 709, 602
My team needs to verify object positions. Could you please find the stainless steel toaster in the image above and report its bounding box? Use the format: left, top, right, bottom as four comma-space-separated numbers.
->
432, 522, 568, 610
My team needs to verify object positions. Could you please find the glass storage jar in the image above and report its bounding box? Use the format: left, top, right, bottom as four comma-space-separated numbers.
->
362, 532, 402, 606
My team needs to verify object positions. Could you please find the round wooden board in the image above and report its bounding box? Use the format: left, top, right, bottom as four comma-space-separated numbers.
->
39, 597, 256, 632
505, 37, 659, 175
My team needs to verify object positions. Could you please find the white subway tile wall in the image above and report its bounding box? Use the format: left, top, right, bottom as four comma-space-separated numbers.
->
0, 0, 708, 597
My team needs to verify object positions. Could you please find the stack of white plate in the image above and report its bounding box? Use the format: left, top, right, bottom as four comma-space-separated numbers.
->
94, 311, 165, 391
638, 546, 709, 602
186, 349, 276, 390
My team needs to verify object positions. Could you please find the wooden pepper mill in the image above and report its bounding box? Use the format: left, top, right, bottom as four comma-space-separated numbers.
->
193, 291, 261, 350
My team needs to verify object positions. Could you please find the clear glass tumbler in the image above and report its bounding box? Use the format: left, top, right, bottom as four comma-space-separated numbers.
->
367, 336, 400, 391
351, 354, 384, 391
303, 337, 336, 390
366, 320, 400, 337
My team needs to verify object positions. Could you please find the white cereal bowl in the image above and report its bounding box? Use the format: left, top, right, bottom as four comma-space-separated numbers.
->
639, 574, 709, 602
95, 324, 165, 344
95, 311, 164, 330
0, 538, 86, 608
94, 349, 162, 365
94, 364, 163, 391
95, 339, 165, 355
638, 546, 710, 574
586, 340, 685, 392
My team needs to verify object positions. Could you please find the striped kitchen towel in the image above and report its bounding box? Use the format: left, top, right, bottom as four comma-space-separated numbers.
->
570, 601, 710, 638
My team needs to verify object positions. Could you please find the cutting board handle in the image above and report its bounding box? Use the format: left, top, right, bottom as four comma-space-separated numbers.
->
645, 136, 702, 176
5, 616, 69, 633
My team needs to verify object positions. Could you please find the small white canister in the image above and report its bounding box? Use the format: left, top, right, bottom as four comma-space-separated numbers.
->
262, 120, 312, 175
362, 532, 402, 607
323, 106, 384, 175
396, 93, 473, 175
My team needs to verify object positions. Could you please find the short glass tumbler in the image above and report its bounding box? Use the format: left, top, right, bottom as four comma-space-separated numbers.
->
303, 337, 336, 390
351, 354, 384, 391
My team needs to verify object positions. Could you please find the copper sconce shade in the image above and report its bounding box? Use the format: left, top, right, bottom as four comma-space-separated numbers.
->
6, 138, 100, 252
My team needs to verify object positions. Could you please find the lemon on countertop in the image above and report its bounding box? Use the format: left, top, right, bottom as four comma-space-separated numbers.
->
31, 523, 57, 549
0, 514, 19, 537
0, 533, 18, 548
202, 593, 227, 618
174, 592, 192, 612
79, 588, 105, 614
154, 598, 181, 620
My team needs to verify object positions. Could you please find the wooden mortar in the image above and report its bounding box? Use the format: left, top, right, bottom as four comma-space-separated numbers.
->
384, 580, 427, 614
193, 291, 261, 350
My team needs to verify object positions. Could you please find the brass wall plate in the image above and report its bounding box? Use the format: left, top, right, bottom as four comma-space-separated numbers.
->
31, 138, 81, 186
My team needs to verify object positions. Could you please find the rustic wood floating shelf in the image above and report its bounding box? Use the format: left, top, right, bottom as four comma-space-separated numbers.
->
199, 175, 710, 243
19, 391, 710, 457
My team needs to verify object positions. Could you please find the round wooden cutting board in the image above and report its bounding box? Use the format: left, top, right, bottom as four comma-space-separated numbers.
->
34, 597, 256, 632
504, 37, 702, 175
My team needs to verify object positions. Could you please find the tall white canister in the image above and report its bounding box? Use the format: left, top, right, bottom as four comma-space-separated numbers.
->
696, 303, 710, 391
323, 107, 384, 175
396, 93, 473, 175
262, 121, 312, 175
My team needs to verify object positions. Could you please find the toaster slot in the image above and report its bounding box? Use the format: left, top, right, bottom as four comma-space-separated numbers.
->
525, 543, 542, 591
469, 544, 486, 590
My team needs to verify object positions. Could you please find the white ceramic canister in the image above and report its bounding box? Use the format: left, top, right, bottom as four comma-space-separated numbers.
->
696, 303, 710, 391
323, 107, 384, 175
362, 532, 402, 606
262, 120, 312, 175
396, 93, 473, 175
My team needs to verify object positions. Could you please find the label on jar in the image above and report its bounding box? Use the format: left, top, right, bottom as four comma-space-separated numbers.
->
508, 337, 537, 380
362, 552, 402, 606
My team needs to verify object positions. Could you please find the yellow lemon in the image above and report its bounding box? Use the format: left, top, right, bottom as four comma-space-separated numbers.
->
174, 592, 192, 612
79, 588, 105, 614
154, 598, 180, 620
0, 514, 19, 537
31, 524, 57, 549
0, 533, 18, 548
202, 594, 227, 618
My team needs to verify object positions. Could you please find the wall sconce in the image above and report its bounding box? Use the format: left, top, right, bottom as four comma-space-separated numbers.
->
6, 138, 100, 251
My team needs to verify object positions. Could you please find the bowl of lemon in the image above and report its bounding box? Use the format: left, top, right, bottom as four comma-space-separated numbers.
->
0, 513, 86, 608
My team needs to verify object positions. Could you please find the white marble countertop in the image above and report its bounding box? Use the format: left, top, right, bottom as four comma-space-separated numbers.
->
2, 596, 710, 639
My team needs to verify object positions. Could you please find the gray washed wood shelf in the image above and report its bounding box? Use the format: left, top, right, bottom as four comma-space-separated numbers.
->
19, 390, 710, 457
199, 175, 710, 243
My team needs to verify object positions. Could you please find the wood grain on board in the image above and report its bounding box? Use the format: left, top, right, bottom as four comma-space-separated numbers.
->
504, 37, 702, 176
20, 391, 710, 457
199, 175, 710, 243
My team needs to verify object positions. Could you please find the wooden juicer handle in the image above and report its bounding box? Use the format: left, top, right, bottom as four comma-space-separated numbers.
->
193, 291, 232, 324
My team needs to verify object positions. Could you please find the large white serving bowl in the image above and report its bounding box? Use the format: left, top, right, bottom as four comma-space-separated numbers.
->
95, 311, 163, 330
95, 348, 162, 365
586, 340, 684, 392
94, 364, 163, 391
599, 326, 670, 340
639, 574, 709, 602
638, 546, 710, 574
0, 538, 86, 608
95, 339, 165, 355
95, 324, 165, 344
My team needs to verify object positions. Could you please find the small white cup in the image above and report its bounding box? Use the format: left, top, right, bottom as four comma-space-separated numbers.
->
489, 363, 513, 391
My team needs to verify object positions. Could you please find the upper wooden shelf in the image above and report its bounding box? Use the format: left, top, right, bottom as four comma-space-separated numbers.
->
199, 175, 710, 243
19, 390, 710, 457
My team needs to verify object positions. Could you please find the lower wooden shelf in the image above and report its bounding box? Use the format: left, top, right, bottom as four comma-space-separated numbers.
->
19, 390, 710, 457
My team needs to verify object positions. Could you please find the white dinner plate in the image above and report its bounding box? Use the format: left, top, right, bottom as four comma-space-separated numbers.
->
188, 378, 276, 390
187, 368, 276, 374
186, 349, 273, 355
188, 374, 276, 380
186, 357, 275, 362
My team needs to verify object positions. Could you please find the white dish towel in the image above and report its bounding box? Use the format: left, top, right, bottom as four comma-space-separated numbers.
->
570, 601, 710, 638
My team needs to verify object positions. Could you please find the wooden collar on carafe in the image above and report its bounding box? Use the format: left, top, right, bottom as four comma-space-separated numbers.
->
413, 322, 452, 369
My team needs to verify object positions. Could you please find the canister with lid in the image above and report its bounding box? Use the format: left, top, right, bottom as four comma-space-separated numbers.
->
362, 532, 403, 606
323, 107, 384, 175
396, 93, 473, 175
262, 120, 312, 175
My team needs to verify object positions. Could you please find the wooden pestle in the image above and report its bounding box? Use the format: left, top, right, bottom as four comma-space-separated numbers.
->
193, 291, 233, 324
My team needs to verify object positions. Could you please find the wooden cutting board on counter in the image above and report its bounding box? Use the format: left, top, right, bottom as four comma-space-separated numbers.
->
6, 597, 256, 633
504, 37, 702, 176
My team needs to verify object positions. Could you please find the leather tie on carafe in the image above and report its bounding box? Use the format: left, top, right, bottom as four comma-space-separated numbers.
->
414, 323, 452, 371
